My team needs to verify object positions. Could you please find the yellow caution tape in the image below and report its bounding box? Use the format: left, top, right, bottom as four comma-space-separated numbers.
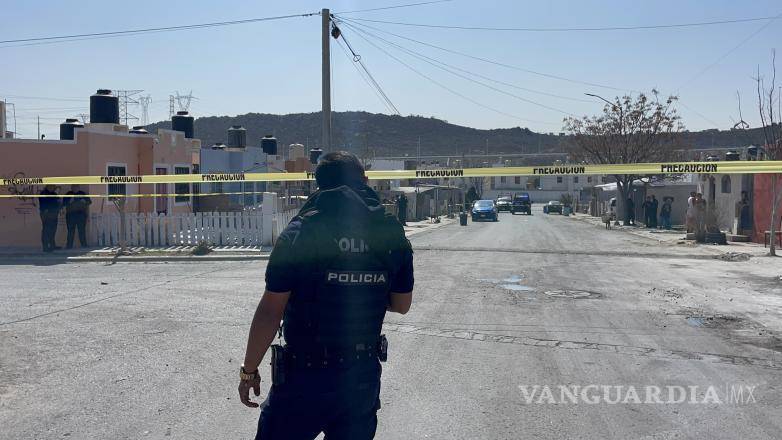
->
0, 191, 269, 199
2, 161, 781, 187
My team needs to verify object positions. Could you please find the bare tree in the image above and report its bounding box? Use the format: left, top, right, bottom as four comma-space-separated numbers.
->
564, 91, 684, 225
753, 50, 782, 255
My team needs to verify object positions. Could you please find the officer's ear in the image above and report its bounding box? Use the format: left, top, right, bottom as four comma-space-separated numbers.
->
363, 175, 368, 184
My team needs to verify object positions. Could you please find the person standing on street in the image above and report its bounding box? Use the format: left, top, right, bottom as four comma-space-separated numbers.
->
238, 151, 414, 440
626, 197, 636, 225
397, 192, 408, 226
641, 196, 652, 227
660, 196, 673, 230
650, 195, 659, 228
63, 184, 91, 249
38, 185, 61, 252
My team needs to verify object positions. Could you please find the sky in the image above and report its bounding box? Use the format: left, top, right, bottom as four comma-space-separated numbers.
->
1, 0, 781, 141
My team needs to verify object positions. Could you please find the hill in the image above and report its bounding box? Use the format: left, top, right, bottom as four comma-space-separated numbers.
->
147, 111, 770, 157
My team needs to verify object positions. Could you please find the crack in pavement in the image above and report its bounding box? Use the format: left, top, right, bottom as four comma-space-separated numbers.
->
411, 245, 736, 261
383, 323, 782, 371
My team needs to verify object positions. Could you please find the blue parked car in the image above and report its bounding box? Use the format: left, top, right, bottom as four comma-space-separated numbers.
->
471, 200, 499, 222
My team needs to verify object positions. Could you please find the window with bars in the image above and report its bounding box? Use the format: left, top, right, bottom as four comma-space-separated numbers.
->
107, 165, 126, 197
174, 166, 190, 203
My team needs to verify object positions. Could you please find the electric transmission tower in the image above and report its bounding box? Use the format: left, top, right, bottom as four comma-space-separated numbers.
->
138, 95, 152, 126
115, 89, 143, 126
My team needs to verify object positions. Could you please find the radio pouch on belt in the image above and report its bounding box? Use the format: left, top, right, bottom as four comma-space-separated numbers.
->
270, 344, 286, 386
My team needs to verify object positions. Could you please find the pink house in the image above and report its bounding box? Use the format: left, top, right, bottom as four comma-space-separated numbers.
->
0, 123, 200, 249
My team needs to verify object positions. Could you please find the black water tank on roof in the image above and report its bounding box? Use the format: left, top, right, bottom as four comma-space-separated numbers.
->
172, 111, 195, 138
309, 148, 323, 164
129, 125, 149, 135
89, 89, 119, 124
227, 125, 247, 148
261, 135, 277, 155
59, 118, 84, 140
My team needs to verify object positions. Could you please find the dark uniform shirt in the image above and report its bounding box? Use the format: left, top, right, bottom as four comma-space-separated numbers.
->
266, 219, 414, 294
38, 188, 60, 213
265, 184, 414, 349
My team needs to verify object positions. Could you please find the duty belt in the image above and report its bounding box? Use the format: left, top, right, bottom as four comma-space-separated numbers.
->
283, 335, 388, 368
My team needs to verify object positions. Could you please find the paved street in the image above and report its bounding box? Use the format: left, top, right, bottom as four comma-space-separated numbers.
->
2, 207, 782, 439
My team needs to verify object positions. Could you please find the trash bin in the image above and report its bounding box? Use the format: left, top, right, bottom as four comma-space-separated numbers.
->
563, 206, 572, 216
459, 212, 468, 226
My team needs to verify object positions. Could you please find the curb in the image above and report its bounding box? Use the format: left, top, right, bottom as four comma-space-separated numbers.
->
567, 214, 771, 257
0, 254, 270, 263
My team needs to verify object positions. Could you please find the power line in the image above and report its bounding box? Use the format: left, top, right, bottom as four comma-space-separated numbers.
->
0, 94, 84, 102
337, 31, 401, 115
677, 101, 723, 129
335, 16, 632, 92
340, 25, 559, 126
676, 11, 782, 91
339, 20, 591, 105
336, 38, 398, 114
335, 0, 455, 15
341, 21, 575, 117
345, 14, 780, 32
0, 12, 319, 46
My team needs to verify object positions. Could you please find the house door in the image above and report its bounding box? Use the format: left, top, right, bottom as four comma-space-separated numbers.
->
155, 167, 168, 214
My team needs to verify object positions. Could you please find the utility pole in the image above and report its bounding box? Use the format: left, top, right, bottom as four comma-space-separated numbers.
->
37, 115, 40, 140
322, 8, 332, 152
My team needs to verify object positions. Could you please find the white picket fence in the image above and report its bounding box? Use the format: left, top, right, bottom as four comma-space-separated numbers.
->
89, 211, 264, 247
273, 209, 298, 238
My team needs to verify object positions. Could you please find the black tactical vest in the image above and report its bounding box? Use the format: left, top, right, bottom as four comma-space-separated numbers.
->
282, 208, 400, 351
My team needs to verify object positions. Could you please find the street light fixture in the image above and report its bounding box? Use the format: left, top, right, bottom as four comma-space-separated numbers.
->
584, 93, 616, 108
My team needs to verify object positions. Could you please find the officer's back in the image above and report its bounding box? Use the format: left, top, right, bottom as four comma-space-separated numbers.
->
239, 151, 414, 440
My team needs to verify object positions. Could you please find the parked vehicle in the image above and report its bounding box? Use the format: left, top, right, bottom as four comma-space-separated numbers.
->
495, 196, 512, 212
471, 200, 499, 222
511, 193, 532, 215
543, 200, 563, 214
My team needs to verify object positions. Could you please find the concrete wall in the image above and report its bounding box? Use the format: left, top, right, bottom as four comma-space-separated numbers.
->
698, 173, 752, 233
645, 185, 697, 226
752, 174, 782, 244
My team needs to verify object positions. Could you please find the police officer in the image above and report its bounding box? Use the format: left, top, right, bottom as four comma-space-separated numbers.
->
239, 151, 414, 439
63, 184, 91, 249
38, 184, 61, 252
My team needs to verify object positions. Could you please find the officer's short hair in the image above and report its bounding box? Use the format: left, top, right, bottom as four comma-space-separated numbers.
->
315, 151, 365, 189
